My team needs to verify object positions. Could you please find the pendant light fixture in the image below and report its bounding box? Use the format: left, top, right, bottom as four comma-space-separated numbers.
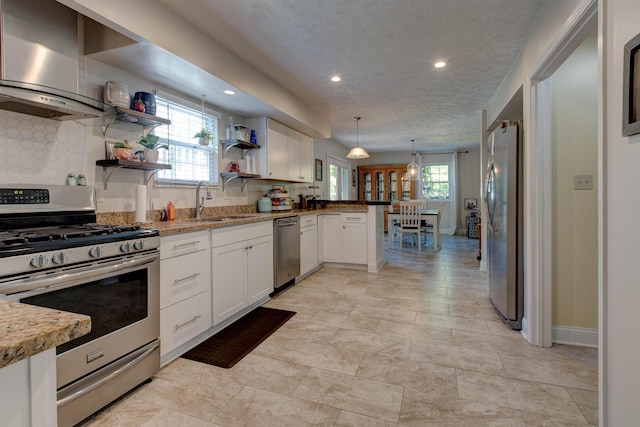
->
346, 116, 369, 159
407, 139, 419, 180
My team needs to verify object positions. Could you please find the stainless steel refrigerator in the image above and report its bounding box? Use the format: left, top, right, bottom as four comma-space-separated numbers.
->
484, 120, 524, 330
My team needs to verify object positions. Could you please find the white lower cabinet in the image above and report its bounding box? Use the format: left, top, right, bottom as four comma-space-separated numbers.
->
341, 214, 367, 264
212, 222, 273, 326
159, 231, 211, 357
300, 214, 318, 275
318, 213, 367, 264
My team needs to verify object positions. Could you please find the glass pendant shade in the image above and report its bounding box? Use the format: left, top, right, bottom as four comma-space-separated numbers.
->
407, 139, 418, 180
346, 116, 369, 159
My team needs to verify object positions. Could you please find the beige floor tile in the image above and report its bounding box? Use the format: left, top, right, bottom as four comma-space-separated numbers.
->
500, 355, 598, 391
271, 317, 339, 344
409, 341, 504, 375
350, 304, 418, 323
294, 367, 404, 422
141, 408, 222, 427
78, 396, 163, 427
328, 328, 412, 358
415, 312, 491, 334
309, 310, 381, 333
334, 410, 400, 426
259, 337, 365, 375
212, 386, 340, 427
521, 412, 593, 426
399, 387, 524, 426
212, 353, 309, 396
568, 387, 598, 425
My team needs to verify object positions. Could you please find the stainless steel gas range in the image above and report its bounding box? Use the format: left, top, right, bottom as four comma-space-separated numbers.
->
0, 185, 160, 427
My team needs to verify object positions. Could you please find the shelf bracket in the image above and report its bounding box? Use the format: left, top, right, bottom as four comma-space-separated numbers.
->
220, 174, 258, 192
101, 165, 125, 190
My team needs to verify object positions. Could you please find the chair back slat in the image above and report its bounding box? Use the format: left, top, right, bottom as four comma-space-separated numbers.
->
399, 201, 422, 228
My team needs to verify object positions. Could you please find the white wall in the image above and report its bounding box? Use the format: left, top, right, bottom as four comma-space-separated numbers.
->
551, 30, 598, 331
603, 0, 640, 422
311, 138, 357, 200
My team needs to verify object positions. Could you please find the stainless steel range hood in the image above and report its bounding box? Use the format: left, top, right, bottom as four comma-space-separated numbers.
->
0, 0, 106, 120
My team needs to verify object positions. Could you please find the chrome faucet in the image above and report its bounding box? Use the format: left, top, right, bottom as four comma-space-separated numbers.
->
195, 180, 212, 218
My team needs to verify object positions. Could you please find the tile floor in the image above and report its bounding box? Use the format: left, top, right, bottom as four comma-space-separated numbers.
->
80, 235, 598, 426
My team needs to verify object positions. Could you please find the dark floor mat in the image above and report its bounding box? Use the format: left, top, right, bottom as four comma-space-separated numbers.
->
181, 307, 295, 368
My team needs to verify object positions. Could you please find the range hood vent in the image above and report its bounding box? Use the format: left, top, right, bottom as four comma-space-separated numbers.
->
0, 0, 107, 121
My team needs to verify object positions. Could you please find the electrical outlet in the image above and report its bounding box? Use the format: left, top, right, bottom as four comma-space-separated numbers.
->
573, 174, 593, 190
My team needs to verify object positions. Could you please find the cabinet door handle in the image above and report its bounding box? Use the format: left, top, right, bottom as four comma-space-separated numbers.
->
173, 273, 201, 284
245, 244, 253, 250
173, 241, 201, 249
174, 314, 202, 330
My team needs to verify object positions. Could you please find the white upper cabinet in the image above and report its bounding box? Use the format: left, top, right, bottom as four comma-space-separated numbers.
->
247, 117, 313, 183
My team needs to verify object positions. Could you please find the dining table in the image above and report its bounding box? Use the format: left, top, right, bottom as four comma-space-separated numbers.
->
387, 209, 441, 250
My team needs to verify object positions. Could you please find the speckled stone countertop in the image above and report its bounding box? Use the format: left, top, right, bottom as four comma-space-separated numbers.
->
0, 300, 91, 369
98, 202, 371, 236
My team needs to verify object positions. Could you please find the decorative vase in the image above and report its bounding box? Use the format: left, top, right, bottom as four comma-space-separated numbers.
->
143, 148, 159, 163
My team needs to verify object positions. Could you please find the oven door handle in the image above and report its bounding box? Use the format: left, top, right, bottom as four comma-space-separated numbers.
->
57, 339, 159, 408
0, 252, 158, 296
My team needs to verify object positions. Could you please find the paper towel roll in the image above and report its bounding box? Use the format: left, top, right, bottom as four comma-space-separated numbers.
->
135, 184, 147, 223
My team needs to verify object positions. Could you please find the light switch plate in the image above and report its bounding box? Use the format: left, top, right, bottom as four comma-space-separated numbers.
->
573, 174, 593, 190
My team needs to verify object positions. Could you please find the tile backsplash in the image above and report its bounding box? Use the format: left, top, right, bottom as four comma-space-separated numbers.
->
0, 110, 87, 184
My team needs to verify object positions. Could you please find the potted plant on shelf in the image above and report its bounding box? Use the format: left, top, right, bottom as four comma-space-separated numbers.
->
112, 141, 133, 160
137, 134, 167, 163
194, 128, 212, 146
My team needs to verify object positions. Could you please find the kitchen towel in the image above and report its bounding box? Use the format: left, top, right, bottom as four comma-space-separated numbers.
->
135, 184, 147, 223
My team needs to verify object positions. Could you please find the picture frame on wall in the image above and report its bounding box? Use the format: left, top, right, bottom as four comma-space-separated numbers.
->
623, 32, 640, 136
352, 169, 356, 187
315, 159, 323, 181
464, 198, 477, 210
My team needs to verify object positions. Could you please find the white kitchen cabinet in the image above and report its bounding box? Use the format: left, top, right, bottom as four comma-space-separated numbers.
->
341, 213, 367, 264
299, 214, 318, 276
318, 214, 341, 262
298, 133, 313, 183
266, 119, 288, 180
318, 213, 367, 265
159, 231, 212, 357
246, 117, 313, 183
211, 222, 273, 326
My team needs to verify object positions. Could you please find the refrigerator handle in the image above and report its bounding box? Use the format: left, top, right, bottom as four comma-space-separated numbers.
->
483, 162, 496, 232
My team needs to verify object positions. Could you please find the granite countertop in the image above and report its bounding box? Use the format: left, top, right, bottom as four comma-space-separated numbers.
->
151, 206, 371, 236
0, 300, 91, 369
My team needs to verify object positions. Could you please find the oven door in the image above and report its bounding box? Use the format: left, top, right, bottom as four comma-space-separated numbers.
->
0, 251, 160, 389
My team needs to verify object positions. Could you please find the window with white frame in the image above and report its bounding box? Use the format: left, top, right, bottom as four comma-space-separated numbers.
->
153, 94, 219, 185
421, 163, 450, 200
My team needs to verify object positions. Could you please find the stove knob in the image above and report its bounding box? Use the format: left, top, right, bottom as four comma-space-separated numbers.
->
120, 242, 132, 253
30, 254, 49, 268
52, 252, 69, 265
133, 240, 144, 250
89, 246, 103, 258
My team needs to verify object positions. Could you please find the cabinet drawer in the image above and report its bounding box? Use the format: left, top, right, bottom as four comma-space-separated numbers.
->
160, 249, 211, 309
160, 231, 209, 259
211, 221, 272, 247
300, 214, 317, 227
160, 290, 212, 356
341, 213, 367, 223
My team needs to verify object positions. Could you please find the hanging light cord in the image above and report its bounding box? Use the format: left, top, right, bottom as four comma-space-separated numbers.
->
355, 117, 361, 146
200, 94, 205, 126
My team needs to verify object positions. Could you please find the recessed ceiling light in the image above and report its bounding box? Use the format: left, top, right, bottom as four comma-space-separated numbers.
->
330, 75, 341, 82
224, 90, 236, 95
434, 61, 447, 69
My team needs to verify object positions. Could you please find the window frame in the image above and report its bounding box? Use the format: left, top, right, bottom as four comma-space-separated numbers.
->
421, 162, 451, 201
152, 92, 221, 187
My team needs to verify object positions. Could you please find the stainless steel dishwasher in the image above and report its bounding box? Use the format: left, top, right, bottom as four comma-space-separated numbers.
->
274, 216, 301, 290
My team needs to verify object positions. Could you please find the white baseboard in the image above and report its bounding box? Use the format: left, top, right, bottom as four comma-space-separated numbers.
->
552, 325, 598, 348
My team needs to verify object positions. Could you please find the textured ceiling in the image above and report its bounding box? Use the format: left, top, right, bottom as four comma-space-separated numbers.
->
157, 0, 543, 153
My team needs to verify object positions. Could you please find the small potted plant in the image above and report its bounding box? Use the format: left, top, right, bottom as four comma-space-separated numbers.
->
194, 128, 213, 146
137, 134, 167, 163
112, 141, 133, 160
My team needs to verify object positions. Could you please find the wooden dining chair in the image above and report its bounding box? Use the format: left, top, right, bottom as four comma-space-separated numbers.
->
399, 200, 424, 252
